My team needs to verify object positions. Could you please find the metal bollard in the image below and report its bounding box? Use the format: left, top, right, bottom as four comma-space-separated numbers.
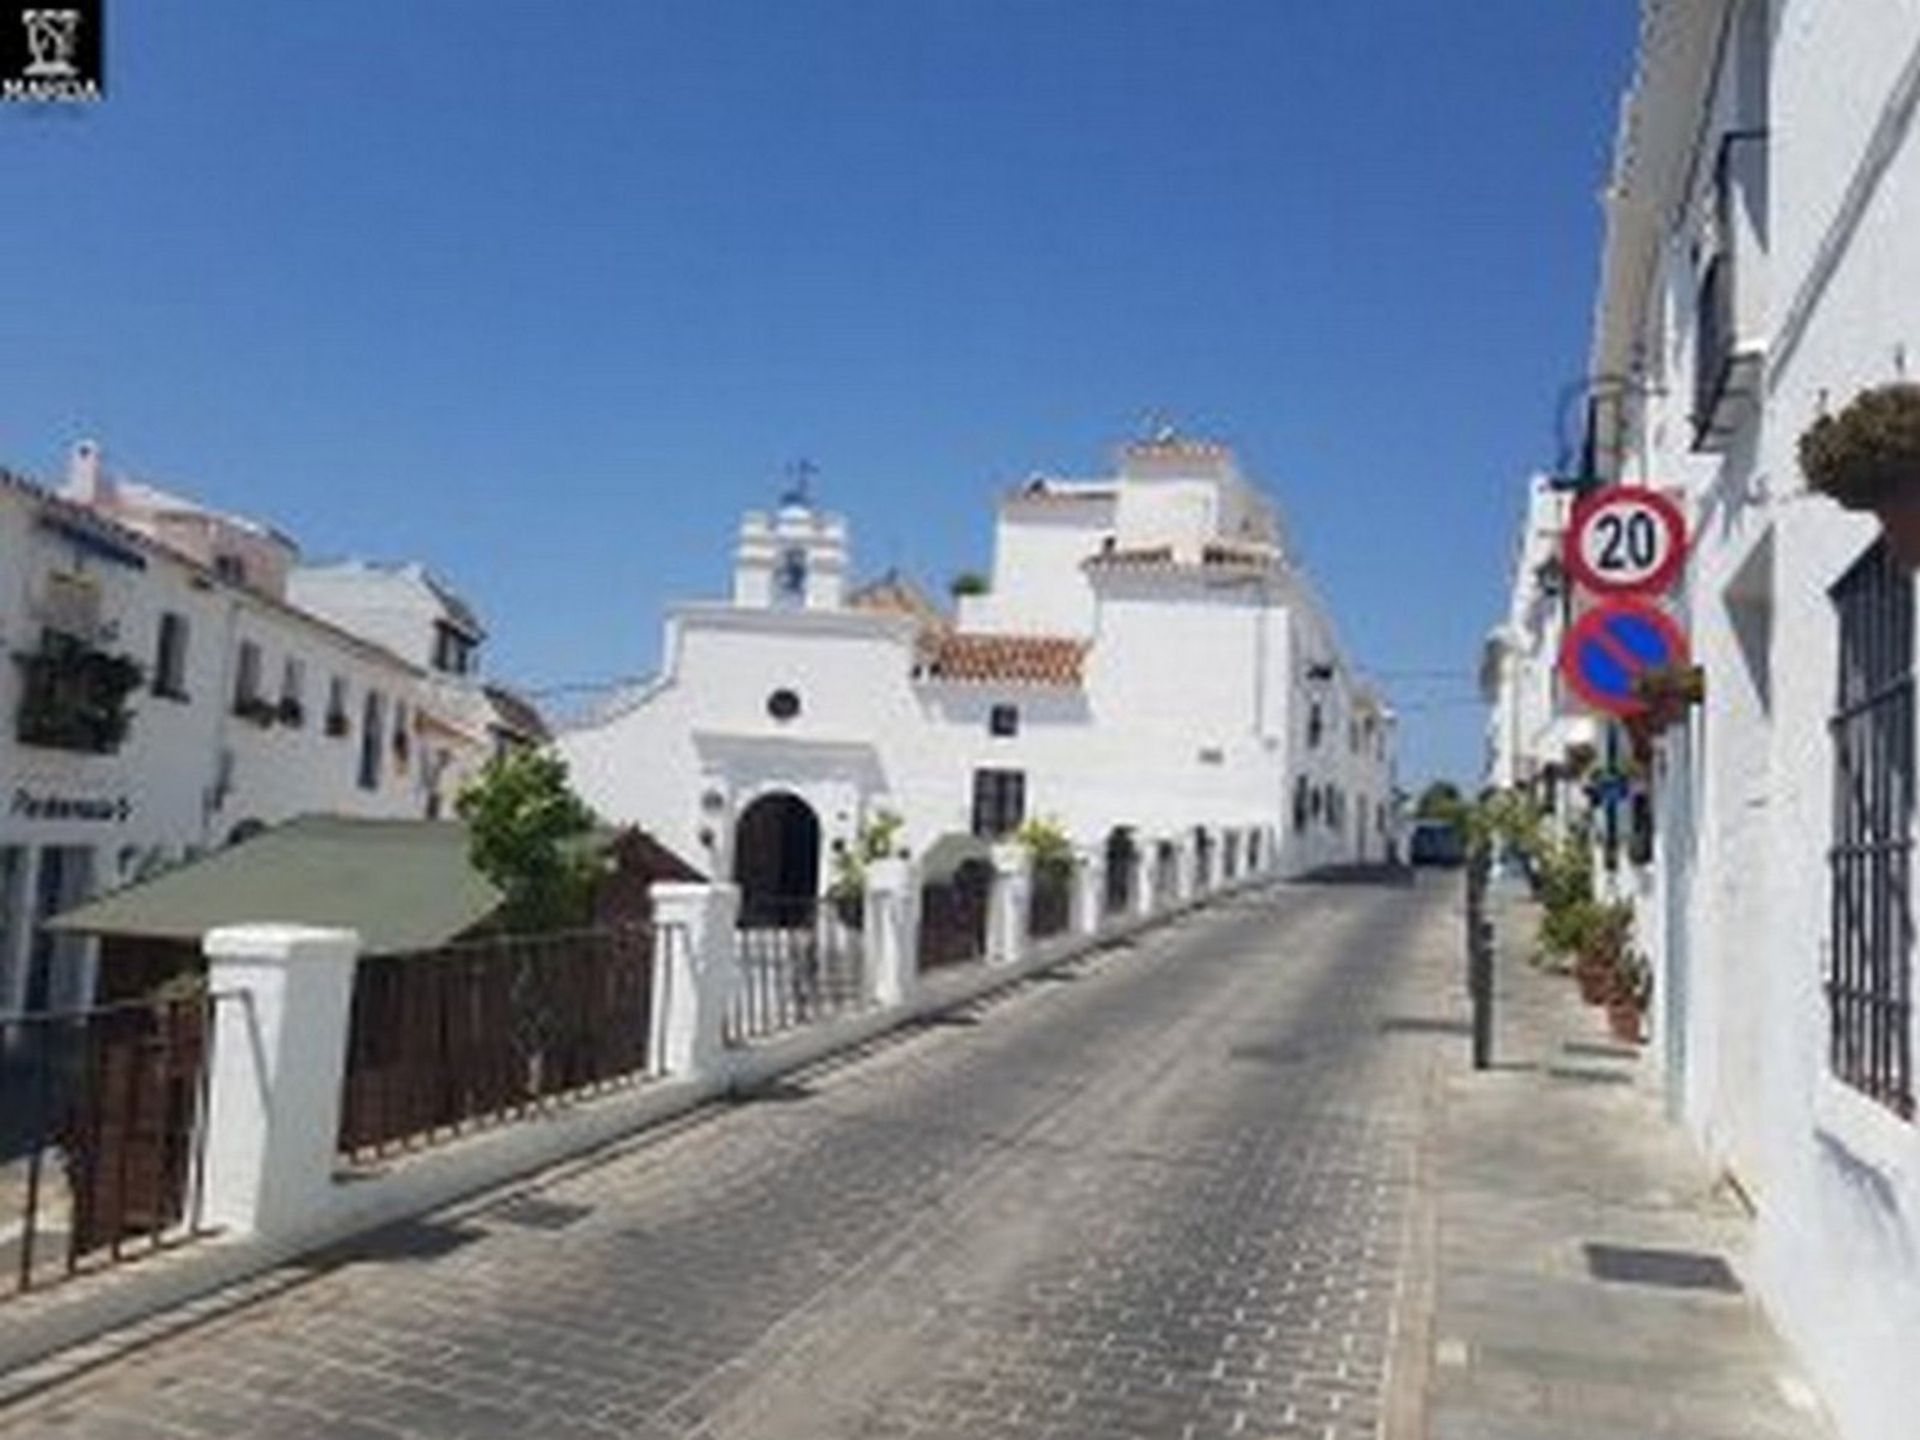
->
1470, 914, 1494, 1070
1465, 854, 1493, 1070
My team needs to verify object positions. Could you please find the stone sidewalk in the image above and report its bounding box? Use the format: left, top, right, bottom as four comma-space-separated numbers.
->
1422, 885, 1837, 1440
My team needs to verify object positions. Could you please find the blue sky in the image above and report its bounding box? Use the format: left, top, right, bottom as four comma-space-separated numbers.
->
0, 1, 1635, 787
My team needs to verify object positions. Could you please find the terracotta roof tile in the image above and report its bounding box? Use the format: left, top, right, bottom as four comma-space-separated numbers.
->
920, 632, 1086, 688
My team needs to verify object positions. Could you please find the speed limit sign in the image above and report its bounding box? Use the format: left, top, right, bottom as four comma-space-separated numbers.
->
1563, 485, 1688, 597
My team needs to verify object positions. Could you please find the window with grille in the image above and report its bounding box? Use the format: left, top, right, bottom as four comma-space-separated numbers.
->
971, 768, 1025, 839
1828, 540, 1915, 1119
152, 612, 189, 700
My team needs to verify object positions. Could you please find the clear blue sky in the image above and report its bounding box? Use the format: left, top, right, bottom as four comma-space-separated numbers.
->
0, 1, 1635, 788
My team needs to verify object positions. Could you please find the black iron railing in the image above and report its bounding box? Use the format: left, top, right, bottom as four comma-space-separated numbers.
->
1104, 834, 1137, 915
337, 925, 657, 1161
1828, 541, 1915, 1118
1028, 861, 1072, 941
919, 860, 993, 971
724, 902, 866, 1046
1, 991, 226, 1303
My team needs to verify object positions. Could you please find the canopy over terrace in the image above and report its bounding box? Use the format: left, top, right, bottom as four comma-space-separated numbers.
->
49, 815, 702, 1003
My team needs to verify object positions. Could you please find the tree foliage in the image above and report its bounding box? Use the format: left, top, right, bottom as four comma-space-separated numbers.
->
456, 750, 604, 934
829, 809, 906, 901
1413, 780, 1466, 822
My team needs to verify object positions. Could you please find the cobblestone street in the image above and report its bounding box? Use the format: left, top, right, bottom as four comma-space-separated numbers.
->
0, 877, 1459, 1440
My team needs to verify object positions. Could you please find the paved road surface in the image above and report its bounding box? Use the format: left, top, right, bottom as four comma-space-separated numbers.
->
0, 876, 1460, 1440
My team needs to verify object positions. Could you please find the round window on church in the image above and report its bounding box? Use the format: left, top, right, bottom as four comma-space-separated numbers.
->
767, 688, 801, 722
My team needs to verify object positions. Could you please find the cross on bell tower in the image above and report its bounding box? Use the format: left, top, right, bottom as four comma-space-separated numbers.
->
779, 458, 818, 510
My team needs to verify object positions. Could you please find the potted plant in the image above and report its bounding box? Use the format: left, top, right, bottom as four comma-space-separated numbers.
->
1607, 950, 1652, 1044
1573, 901, 1632, 1007
13, 634, 143, 753
1631, 663, 1705, 734
232, 694, 278, 728
827, 810, 906, 929
1799, 382, 1920, 563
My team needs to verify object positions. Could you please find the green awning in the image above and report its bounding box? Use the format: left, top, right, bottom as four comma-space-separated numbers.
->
48, 815, 503, 957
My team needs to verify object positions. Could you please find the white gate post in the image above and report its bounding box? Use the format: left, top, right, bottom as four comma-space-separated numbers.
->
650, 881, 739, 1080
863, 857, 918, 1008
1073, 845, 1105, 936
201, 925, 359, 1238
989, 841, 1031, 965
1174, 835, 1198, 904
1134, 843, 1157, 919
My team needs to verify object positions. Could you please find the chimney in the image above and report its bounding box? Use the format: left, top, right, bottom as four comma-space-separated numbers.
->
66, 439, 113, 508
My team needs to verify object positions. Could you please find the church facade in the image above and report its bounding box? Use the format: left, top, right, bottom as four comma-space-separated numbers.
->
558, 435, 1395, 914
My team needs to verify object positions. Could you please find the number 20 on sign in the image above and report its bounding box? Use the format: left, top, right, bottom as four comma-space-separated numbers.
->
1563, 485, 1688, 598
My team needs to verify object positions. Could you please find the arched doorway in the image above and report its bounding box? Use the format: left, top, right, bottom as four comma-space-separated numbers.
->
733, 792, 821, 927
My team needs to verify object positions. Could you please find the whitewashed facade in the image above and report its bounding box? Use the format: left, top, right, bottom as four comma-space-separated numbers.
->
1539, 5, 1920, 1437
559, 436, 1395, 905
0, 445, 504, 1012
1479, 476, 1602, 810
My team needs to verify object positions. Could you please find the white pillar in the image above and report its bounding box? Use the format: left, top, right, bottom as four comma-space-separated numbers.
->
201, 925, 359, 1238
1072, 846, 1105, 936
1133, 844, 1156, 918
863, 857, 918, 1008
650, 881, 739, 1079
1173, 836, 1197, 904
989, 841, 1030, 965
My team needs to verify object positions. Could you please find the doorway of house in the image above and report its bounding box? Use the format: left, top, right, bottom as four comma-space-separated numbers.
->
733, 792, 822, 928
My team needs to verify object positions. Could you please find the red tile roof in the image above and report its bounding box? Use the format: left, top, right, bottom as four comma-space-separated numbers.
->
920, 632, 1087, 688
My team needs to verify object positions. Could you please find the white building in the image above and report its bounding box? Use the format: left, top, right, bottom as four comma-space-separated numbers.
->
0, 443, 510, 1013
1532, 5, 1920, 1437
289, 559, 549, 806
559, 434, 1395, 916
1479, 476, 1601, 800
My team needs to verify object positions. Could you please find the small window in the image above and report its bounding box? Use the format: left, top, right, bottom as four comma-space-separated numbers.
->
213, 553, 247, 586
1307, 702, 1324, 749
279, 657, 305, 726
393, 700, 411, 765
767, 688, 801, 721
233, 640, 262, 706
326, 676, 350, 737
359, 690, 384, 790
432, 622, 474, 676
1293, 777, 1309, 834
152, 612, 189, 700
989, 704, 1019, 737
971, 768, 1026, 839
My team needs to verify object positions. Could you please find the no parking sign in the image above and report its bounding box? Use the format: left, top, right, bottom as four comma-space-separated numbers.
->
1559, 600, 1690, 718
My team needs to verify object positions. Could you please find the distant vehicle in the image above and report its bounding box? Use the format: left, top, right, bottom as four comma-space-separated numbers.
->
1407, 818, 1467, 867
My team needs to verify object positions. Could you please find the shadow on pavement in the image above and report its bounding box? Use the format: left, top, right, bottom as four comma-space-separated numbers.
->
1294, 864, 1419, 887
1377, 1015, 1472, 1037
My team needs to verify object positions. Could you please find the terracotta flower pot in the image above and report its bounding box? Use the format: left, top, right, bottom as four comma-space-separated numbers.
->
1607, 1002, 1644, 1044
1575, 953, 1612, 1006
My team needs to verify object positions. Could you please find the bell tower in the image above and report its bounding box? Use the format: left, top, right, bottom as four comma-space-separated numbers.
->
731, 463, 849, 611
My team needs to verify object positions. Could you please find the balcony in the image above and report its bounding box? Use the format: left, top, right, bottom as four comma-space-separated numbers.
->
13, 631, 143, 754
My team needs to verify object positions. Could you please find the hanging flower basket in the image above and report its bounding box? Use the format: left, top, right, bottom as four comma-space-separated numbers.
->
1631, 663, 1705, 735
1799, 383, 1920, 564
